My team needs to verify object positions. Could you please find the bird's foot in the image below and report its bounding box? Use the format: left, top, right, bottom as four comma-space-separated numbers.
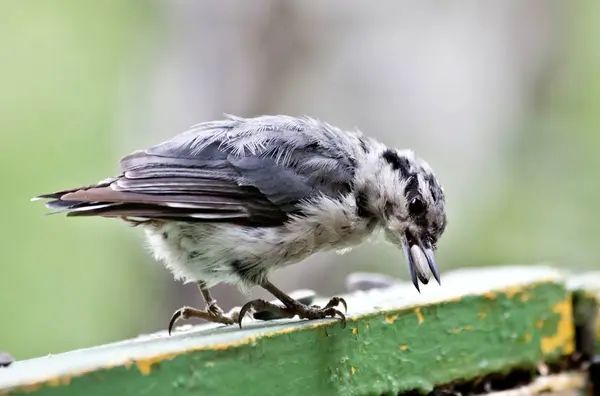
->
238, 296, 347, 328
168, 303, 235, 335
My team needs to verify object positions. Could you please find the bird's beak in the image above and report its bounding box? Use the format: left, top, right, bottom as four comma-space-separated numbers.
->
400, 232, 440, 292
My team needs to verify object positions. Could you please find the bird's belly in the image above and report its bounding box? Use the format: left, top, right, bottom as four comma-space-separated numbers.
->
143, 217, 377, 287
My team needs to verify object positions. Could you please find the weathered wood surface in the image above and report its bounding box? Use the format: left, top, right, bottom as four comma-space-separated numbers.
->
568, 271, 600, 360
0, 266, 586, 396
476, 372, 587, 396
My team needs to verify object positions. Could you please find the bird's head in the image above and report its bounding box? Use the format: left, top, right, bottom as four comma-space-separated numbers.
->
355, 146, 447, 291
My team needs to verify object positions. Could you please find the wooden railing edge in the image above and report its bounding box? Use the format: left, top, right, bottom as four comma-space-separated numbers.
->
1, 265, 598, 396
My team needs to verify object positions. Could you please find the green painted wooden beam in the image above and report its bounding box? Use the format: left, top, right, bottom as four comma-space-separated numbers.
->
0, 266, 581, 395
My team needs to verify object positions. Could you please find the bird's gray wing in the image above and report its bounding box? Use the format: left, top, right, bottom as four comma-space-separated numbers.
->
36, 116, 357, 226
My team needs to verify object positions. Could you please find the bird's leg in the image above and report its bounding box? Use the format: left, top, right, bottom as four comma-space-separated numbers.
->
168, 281, 235, 335
238, 280, 347, 328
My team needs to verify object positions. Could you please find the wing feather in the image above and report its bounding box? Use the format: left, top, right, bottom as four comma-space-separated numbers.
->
35, 115, 358, 226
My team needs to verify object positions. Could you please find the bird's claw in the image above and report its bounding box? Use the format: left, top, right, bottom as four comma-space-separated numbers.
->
238, 296, 347, 328
168, 305, 234, 335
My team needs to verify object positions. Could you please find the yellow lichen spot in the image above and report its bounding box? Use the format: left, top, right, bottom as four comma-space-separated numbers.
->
448, 326, 474, 334
351, 366, 357, 375
536, 319, 544, 328
205, 361, 214, 367
269, 327, 297, 337
540, 298, 575, 355
45, 376, 71, 388
351, 328, 358, 335
399, 345, 409, 351
384, 313, 399, 324
504, 285, 522, 298
414, 307, 424, 324
19, 384, 42, 393
484, 291, 497, 300
449, 296, 462, 303
520, 292, 532, 302
478, 312, 487, 319
523, 332, 532, 343
136, 353, 178, 375
365, 323, 370, 329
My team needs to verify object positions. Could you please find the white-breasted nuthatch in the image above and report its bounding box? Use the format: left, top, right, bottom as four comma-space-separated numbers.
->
34, 115, 447, 332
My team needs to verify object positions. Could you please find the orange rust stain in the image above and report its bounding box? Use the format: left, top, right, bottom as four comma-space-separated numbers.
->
384, 313, 399, 324
478, 312, 487, 319
484, 291, 497, 300
540, 297, 575, 355
351, 328, 358, 335
414, 308, 424, 324
399, 345, 409, 351
351, 366, 357, 375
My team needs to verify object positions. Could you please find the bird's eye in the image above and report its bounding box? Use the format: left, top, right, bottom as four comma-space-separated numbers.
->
408, 198, 426, 217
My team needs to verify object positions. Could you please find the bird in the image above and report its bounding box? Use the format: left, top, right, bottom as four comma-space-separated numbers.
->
33, 114, 447, 333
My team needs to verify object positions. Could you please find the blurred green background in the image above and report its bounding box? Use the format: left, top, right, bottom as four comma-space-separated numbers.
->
1, 1, 598, 359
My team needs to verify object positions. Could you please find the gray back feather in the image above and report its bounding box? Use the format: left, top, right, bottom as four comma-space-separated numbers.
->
38, 115, 364, 226
141, 115, 359, 210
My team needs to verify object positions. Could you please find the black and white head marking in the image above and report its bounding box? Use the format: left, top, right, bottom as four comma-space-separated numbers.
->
357, 147, 447, 291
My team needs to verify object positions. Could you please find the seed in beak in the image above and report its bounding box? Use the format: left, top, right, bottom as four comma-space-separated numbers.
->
410, 244, 431, 284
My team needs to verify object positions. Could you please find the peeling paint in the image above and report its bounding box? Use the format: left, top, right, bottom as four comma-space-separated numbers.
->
504, 285, 522, 298
47, 377, 71, 387
2, 276, 572, 395
484, 291, 497, 300
384, 313, 399, 324
520, 292, 532, 302
414, 308, 424, 324
540, 298, 575, 355
448, 326, 474, 335
136, 353, 178, 375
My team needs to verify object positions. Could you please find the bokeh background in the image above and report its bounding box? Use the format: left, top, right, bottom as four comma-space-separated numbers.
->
2, 0, 599, 359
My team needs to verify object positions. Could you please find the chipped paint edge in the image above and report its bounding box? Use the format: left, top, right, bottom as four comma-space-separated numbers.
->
2, 278, 573, 394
